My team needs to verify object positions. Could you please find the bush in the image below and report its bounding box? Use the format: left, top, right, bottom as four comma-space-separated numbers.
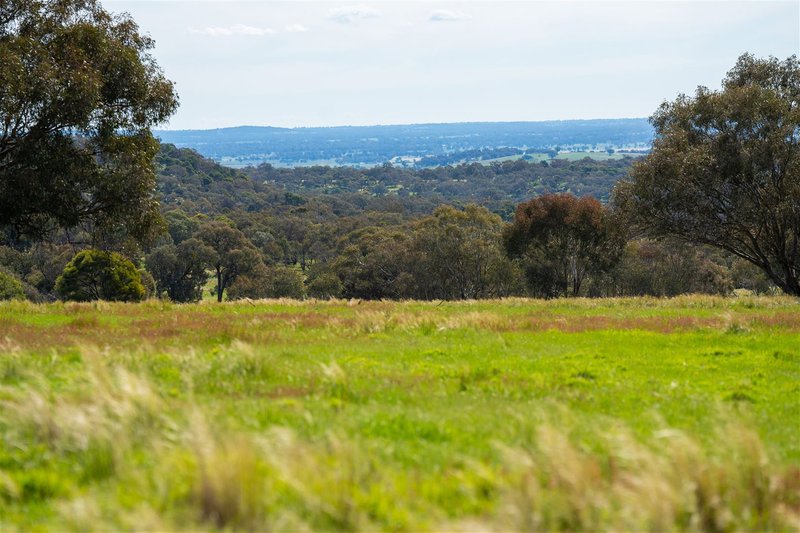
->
226, 265, 271, 300
267, 266, 305, 299
307, 273, 344, 300
609, 239, 732, 297
227, 265, 305, 300
138, 269, 157, 299
55, 250, 145, 302
0, 269, 25, 300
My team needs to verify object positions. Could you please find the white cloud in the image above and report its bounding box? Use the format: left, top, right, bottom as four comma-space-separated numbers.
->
285, 24, 309, 33
429, 9, 471, 22
189, 24, 275, 37
328, 4, 379, 24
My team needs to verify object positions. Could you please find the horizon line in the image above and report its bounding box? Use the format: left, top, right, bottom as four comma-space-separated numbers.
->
154, 116, 652, 133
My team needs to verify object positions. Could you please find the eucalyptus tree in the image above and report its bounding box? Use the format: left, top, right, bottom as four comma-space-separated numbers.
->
615, 54, 800, 295
0, 0, 178, 244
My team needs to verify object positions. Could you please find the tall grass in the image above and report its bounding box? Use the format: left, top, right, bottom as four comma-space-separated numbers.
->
0, 343, 797, 530
1, 298, 799, 530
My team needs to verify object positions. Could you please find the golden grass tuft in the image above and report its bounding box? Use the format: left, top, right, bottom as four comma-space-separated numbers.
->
496, 423, 799, 532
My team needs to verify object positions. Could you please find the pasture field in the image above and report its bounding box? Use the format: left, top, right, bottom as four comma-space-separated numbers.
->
0, 296, 799, 531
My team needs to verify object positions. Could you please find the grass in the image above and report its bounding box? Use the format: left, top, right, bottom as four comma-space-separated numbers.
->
476, 151, 645, 165
0, 296, 798, 530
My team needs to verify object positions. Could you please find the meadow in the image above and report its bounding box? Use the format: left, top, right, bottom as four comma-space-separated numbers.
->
0, 296, 798, 531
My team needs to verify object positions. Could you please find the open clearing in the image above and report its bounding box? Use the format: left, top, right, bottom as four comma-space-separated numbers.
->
0, 297, 799, 530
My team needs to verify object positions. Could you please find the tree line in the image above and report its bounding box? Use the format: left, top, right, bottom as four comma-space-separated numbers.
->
0, 192, 773, 303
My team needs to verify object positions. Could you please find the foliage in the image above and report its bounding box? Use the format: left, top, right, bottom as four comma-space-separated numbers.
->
0, 268, 25, 300
151, 145, 638, 295
197, 221, 265, 302
55, 249, 145, 302
145, 238, 215, 302
265, 266, 306, 299
248, 156, 635, 208
0, 0, 178, 245
138, 268, 157, 299
329, 206, 524, 300
332, 227, 413, 300
608, 239, 733, 297
0, 244, 78, 299
408, 205, 523, 299
228, 264, 306, 300
164, 209, 201, 245
616, 54, 800, 295
504, 194, 623, 297
307, 272, 344, 300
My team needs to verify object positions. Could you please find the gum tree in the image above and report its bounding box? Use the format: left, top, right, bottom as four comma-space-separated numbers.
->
0, 0, 178, 244
615, 54, 800, 295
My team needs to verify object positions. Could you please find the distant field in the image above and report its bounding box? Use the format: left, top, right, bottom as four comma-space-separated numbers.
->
214, 150, 646, 168
1, 297, 798, 530
555, 151, 640, 161
477, 151, 644, 166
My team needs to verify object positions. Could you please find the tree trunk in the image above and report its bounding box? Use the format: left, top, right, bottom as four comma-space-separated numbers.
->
216, 267, 223, 302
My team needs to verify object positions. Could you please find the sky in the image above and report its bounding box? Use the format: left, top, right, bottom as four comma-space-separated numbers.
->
105, 0, 800, 130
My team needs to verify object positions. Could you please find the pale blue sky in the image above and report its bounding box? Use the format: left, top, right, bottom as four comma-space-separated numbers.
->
106, 1, 800, 130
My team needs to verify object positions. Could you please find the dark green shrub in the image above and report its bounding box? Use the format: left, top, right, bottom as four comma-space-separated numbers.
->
268, 266, 305, 299
55, 250, 145, 302
227, 265, 305, 300
0, 269, 25, 301
307, 273, 343, 300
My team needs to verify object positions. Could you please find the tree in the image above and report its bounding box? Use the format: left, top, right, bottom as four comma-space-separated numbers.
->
615, 54, 800, 295
332, 227, 412, 300
226, 264, 305, 300
0, 243, 72, 298
409, 205, 522, 300
196, 221, 264, 302
609, 239, 732, 297
504, 193, 622, 297
0, 0, 178, 244
266, 266, 305, 299
145, 238, 215, 302
164, 210, 200, 245
55, 249, 145, 301
307, 272, 344, 300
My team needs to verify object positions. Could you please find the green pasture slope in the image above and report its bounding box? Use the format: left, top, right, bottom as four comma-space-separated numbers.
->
0, 296, 799, 530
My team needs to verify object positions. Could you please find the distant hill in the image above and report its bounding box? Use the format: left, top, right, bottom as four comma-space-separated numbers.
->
154, 119, 653, 168
156, 144, 635, 222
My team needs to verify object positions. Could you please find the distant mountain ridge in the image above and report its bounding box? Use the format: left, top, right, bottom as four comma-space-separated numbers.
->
155, 118, 653, 168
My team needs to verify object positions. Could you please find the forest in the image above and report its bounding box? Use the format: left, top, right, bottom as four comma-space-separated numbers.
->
0, 143, 774, 304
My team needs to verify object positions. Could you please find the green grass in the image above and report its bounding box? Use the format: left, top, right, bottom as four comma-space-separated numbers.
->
554, 151, 628, 161
476, 151, 644, 165
0, 296, 799, 530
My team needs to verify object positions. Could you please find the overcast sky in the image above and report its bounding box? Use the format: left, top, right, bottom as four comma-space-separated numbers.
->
105, 0, 800, 130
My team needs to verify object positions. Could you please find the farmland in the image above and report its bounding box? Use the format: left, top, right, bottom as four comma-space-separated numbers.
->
1, 296, 799, 530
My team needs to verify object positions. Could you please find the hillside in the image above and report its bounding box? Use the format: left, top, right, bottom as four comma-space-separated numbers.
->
156, 144, 634, 219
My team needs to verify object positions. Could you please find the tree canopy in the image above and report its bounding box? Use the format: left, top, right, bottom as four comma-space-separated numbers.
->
615, 54, 800, 295
504, 193, 622, 297
0, 0, 177, 244
197, 221, 265, 302
55, 249, 144, 301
